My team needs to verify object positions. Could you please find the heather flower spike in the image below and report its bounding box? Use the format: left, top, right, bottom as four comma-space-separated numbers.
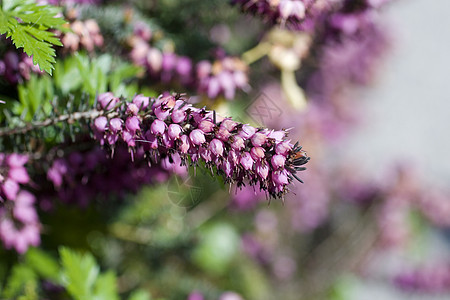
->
92, 92, 310, 199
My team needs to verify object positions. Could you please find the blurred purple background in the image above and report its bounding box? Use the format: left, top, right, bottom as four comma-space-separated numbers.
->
343, 0, 450, 299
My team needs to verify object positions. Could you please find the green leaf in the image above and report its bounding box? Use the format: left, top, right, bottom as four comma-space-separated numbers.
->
17, 280, 38, 300
25, 248, 60, 282
8, 25, 58, 75
93, 271, 120, 300
17, 74, 54, 121
0, 0, 66, 74
10, 2, 66, 28
2, 264, 37, 299
59, 247, 99, 300
128, 290, 152, 300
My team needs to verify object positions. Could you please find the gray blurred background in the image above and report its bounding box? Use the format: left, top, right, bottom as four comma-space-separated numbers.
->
344, 0, 450, 299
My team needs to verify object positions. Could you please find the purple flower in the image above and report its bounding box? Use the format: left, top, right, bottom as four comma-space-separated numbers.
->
256, 163, 269, 180
231, 136, 245, 150
126, 103, 139, 116
8, 167, 30, 184
238, 124, 256, 139
251, 132, 267, 147
2, 179, 19, 200
47, 159, 68, 188
0, 190, 40, 253
271, 155, 286, 169
232, 0, 324, 31
187, 291, 204, 300
125, 116, 141, 134
132, 94, 150, 110
168, 124, 183, 140
90, 92, 309, 199
172, 106, 187, 123
209, 139, 224, 156
275, 141, 292, 155
6, 153, 28, 167
1, 154, 31, 201
189, 129, 206, 145
240, 152, 254, 171
151, 119, 167, 136
109, 118, 123, 133
179, 135, 191, 153
94, 116, 108, 132
97, 92, 119, 110
279, 0, 306, 20
250, 146, 265, 161
198, 120, 215, 133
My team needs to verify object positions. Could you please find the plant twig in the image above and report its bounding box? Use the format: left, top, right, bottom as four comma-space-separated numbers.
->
0, 109, 117, 137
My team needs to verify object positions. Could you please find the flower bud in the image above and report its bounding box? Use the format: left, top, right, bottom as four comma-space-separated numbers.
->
199, 147, 212, 162
8, 167, 30, 184
238, 124, 256, 139
251, 132, 267, 147
268, 130, 286, 142
154, 105, 171, 120
250, 147, 265, 161
240, 152, 254, 170
222, 159, 233, 177
190, 129, 206, 145
256, 163, 269, 179
125, 116, 140, 134
132, 94, 150, 110
168, 124, 182, 140
198, 120, 215, 133
2, 179, 19, 200
210, 139, 224, 156
220, 119, 238, 131
109, 118, 123, 133
126, 103, 139, 116
231, 136, 245, 150
151, 119, 166, 136
179, 135, 190, 153
122, 130, 136, 147
144, 131, 158, 149
271, 154, 286, 169
6, 154, 28, 167
272, 170, 289, 187
94, 116, 108, 132
275, 141, 292, 155
98, 92, 119, 110
171, 108, 186, 123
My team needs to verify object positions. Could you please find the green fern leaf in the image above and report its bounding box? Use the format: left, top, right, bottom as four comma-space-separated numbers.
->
0, 0, 66, 75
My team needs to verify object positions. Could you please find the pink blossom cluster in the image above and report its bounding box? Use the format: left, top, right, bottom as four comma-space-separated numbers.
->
46, 145, 176, 206
394, 262, 450, 293
91, 92, 309, 199
0, 50, 43, 85
0, 191, 40, 254
336, 166, 450, 248
231, 0, 327, 31
196, 57, 249, 100
128, 28, 193, 86
0, 154, 40, 253
128, 23, 249, 100
303, 1, 390, 140
188, 291, 244, 300
232, 0, 392, 32
60, 19, 104, 53
0, 153, 30, 201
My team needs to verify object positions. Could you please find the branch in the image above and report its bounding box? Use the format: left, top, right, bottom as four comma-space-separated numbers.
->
0, 109, 117, 137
